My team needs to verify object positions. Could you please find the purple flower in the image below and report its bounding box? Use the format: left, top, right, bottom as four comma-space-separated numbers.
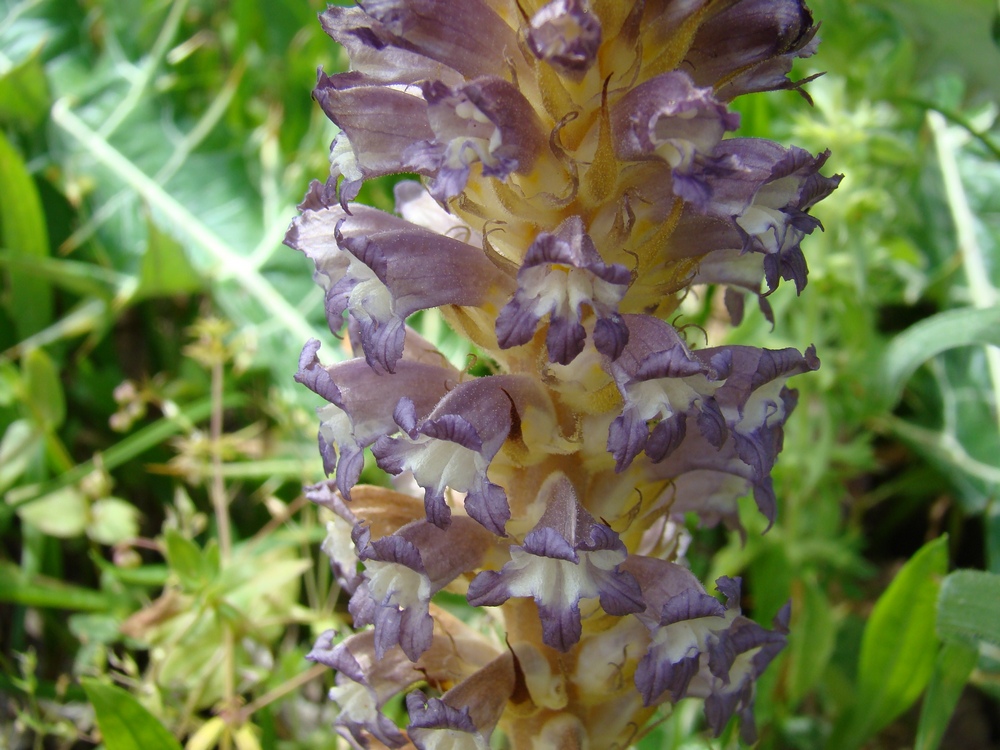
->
495, 216, 630, 364
467, 473, 643, 650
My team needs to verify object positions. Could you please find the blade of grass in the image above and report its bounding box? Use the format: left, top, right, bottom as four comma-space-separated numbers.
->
914, 641, 978, 750
0, 560, 116, 611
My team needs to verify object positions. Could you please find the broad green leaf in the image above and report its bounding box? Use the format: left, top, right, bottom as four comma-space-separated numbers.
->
135, 217, 203, 300
22, 347, 66, 431
0, 560, 114, 611
81, 677, 183, 750
827, 536, 948, 750
0, 130, 52, 339
936, 569, 1000, 647
0, 52, 50, 128
878, 307, 1000, 406
88, 497, 141, 546
915, 641, 978, 750
17, 486, 87, 538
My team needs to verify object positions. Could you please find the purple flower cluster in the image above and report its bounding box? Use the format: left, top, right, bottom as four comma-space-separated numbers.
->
290, 0, 839, 746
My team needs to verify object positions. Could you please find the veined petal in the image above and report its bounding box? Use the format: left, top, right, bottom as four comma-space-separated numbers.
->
467, 474, 643, 650
314, 72, 435, 203
526, 0, 603, 79
630, 567, 734, 706
307, 631, 416, 748
714, 345, 819, 479
612, 71, 740, 208
701, 581, 789, 743
373, 376, 528, 535
607, 315, 730, 471
294, 340, 457, 498
704, 139, 842, 294
319, 6, 465, 86
406, 651, 514, 750
356, 0, 523, 80
350, 517, 494, 660
496, 216, 630, 364
333, 209, 514, 372
684, 0, 819, 101
408, 77, 548, 201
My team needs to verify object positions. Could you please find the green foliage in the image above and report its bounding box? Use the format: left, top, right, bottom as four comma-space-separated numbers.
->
82, 678, 183, 750
936, 569, 1000, 647
827, 537, 948, 750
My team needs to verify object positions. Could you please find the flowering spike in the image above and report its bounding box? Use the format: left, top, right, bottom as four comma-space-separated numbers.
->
294, 0, 839, 744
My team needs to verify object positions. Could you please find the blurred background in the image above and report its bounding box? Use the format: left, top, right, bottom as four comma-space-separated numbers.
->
1, 0, 999, 748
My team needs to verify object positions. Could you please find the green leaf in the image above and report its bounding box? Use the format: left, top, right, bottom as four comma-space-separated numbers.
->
134, 217, 203, 300
16, 487, 87, 538
936, 569, 1000, 647
0, 130, 53, 339
22, 347, 66, 431
2, 393, 247, 519
88, 497, 141, 546
786, 577, 838, 704
915, 641, 978, 750
81, 677, 183, 750
0, 251, 125, 299
163, 529, 212, 591
0, 52, 50, 129
0, 419, 42, 493
878, 307, 1000, 406
0, 561, 114, 611
827, 536, 948, 750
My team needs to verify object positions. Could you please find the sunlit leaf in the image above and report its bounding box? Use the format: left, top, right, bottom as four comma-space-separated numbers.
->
936, 569, 1000, 647
0, 51, 50, 129
23, 347, 65, 431
0, 130, 52, 339
827, 536, 948, 750
0, 419, 41, 493
17, 486, 87, 538
878, 306, 1000, 406
163, 529, 213, 591
82, 677, 183, 750
88, 496, 141, 546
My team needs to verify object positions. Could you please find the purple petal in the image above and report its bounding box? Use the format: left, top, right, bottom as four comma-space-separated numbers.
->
685, 0, 819, 101
527, 0, 602, 78
497, 216, 630, 364
356, 0, 522, 80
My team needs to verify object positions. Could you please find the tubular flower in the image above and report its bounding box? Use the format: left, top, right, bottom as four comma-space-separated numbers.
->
291, 0, 840, 746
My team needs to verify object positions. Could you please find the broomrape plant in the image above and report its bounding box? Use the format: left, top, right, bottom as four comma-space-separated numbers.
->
288, 0, 841, 746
